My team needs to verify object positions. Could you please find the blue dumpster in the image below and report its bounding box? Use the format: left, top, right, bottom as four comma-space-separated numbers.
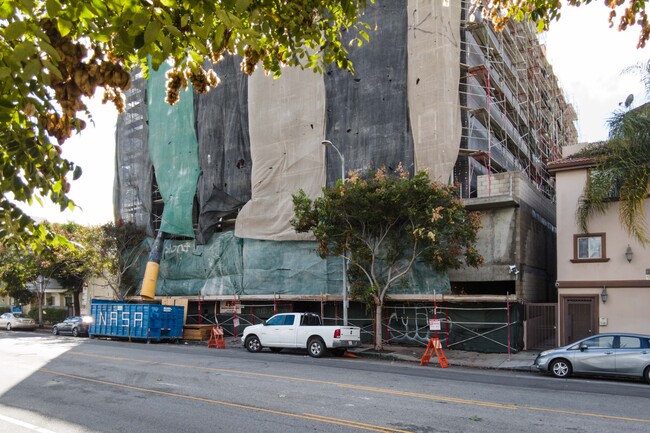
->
89, 301, 184, 342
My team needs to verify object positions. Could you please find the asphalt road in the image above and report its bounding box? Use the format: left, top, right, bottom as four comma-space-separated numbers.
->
1, 331, 649, 433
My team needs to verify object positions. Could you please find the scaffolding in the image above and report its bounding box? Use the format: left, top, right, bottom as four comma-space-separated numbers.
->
458, 7, 578, 201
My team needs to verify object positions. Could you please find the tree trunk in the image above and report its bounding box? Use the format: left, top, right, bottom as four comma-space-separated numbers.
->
37, 281, 44, 327
73, 284, 81, 315
374, 300, 384, 351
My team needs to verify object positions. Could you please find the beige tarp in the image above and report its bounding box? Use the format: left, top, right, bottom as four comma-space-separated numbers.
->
234, 67, 326, 240
236, 0, 461, 240
408, 0, 462, 182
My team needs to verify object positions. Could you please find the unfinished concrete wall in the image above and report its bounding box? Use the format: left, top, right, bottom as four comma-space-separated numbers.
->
451, 171, 557, 302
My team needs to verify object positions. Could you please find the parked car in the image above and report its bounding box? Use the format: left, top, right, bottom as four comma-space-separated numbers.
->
242, 312, 361, 358
0, 312, 36, 331
52, 316, 93, 337
533, 333, 650, 384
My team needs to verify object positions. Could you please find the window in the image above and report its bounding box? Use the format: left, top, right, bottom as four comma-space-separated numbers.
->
618, 336, 642, 349
571, 233, 609, 263
265, 315, 286, 326
266, 314, 295, 326
579, 335, 614, 349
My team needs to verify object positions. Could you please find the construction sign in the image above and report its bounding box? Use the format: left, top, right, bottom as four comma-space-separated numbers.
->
420, 338, 449, 368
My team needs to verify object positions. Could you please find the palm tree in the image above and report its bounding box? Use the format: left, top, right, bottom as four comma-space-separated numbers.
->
575, 102, 650, 245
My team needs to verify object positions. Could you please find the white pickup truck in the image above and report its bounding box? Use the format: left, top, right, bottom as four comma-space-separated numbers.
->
242, 312, 362, 358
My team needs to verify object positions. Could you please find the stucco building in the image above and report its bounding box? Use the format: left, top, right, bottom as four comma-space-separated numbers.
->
549, 145, 650, 345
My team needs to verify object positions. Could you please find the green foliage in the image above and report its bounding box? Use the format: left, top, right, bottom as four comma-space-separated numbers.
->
292, 166, 482, 350
27, 307, 67, 324
292, 167, 483, 304
576, 104, 650, 244
0, 244, 41, 304
0, 0, 370, 250
0, 306, 10, 314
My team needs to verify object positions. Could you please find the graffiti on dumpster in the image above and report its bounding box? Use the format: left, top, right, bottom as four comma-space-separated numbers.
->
98, 310, 144, 328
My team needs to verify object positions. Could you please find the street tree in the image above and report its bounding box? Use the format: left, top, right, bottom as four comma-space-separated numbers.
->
49, 223, 102, 314
575, 103, 650, 244
292, 167, 483, 351
97, 221, 147, 300
478, 0, 650, 48
0, 245, 37, 306
1, 0, 370, 249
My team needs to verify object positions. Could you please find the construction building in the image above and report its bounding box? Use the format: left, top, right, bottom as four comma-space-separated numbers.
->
113, 1, 577, 352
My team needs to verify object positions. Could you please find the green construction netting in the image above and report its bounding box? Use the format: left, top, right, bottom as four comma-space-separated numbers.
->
241, 239, 330, 296
157, 232, 244, 296
147, 63, 200, 238
133, 233, 450, 299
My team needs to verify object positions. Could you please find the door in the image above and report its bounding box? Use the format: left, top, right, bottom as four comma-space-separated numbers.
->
562, 296, 597, 346
60, 317, 74, 333
261, 314, 296, 346
525, 303, 557, 350
572, 335, 616, 374
615, 335, 650, 376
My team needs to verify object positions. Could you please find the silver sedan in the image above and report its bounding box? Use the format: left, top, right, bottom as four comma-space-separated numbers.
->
0, 312, 37, 331
533, 333, 650, 384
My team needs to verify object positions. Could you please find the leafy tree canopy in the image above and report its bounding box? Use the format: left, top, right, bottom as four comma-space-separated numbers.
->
575, 103, 650, 244
479, 0, 650, 48
1, 0, 369, 250
0, 244, 37, 305
292, 166, 482, 350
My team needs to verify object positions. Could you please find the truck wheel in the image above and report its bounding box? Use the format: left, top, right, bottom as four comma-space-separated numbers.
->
307, 337, 326, 358
245, 335, 263, 353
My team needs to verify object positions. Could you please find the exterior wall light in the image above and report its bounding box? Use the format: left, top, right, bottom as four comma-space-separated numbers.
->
625, 245, 633, 263
600, 286, 608, 304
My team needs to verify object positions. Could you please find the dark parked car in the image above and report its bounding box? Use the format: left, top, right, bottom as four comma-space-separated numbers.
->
533, 333, 650, 384
0, 312, 36, 331
52, 316, 93, 337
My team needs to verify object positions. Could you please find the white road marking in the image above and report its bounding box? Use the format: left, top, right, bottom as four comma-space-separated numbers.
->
0, 413, 59, 433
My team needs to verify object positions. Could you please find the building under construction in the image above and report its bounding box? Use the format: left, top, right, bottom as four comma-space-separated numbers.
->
113, 1, 577, 352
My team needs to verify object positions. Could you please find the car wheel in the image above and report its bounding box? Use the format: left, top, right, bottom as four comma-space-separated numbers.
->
550, 359, 572, 378
269, 347, 282, 353
643, 366, 650, 385
52, 326, 59, 335
6, 323, 11, 331
72, 327, 79, 337
307, 337, 326, 358
244, 335, 263, 353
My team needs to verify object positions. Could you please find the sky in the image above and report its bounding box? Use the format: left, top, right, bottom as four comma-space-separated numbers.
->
21, 2, 650, 227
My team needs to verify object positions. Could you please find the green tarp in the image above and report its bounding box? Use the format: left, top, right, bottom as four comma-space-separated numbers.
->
147, 63, 200, 238
134, 232, 450, 298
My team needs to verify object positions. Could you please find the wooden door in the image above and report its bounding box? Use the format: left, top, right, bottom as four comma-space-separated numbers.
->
562, 296, 597, 345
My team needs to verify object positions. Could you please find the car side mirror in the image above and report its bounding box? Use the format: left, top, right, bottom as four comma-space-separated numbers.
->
263, 321, 268, 326
580, 344, 588, 352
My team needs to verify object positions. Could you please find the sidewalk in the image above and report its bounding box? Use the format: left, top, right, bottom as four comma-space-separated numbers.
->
348, 344, 538, 372
37, 326, 538, 372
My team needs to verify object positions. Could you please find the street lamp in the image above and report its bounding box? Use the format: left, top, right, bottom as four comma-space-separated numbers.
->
322, 139, 348, 326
